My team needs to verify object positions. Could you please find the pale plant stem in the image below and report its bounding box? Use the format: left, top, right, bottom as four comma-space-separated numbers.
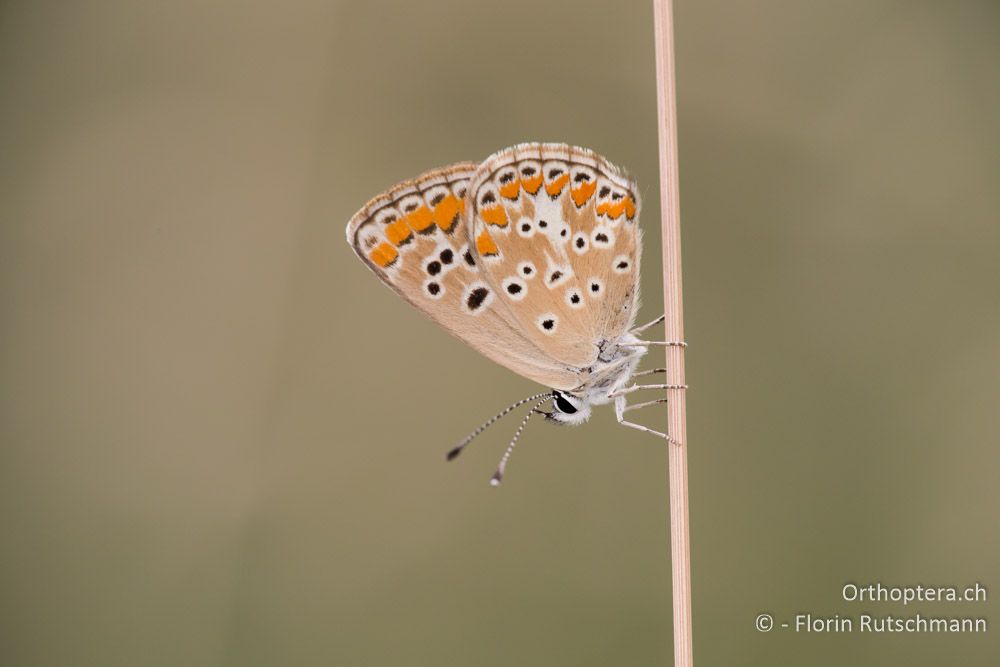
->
653, 1, 694, 665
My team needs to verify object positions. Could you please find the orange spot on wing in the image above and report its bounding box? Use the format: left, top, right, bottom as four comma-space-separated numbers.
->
571, 181, 597, 207
596, 201, 611, 216
476, 230, 499, 256
432, 194, 461, 232
369, 242, 398, 268
480, 206, 509, 228
521, 175, 543, 194
499, 179, 520, 199
385, 219, 413, 245
405, 205, 435, 233
545, 173, 570, 197
624, 196, 637, 219
607, 201, 626, 219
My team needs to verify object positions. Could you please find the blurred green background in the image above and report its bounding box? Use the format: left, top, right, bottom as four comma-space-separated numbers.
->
1, 1, 997, 665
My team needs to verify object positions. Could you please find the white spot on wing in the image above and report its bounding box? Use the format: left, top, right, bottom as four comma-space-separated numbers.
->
587, 277, 605, 298
374, 206, 401, 226
423, 278, 445, 300
398, 194, 423, 216
536, 313, 558, 335
612, 254, 632, 274
516, 216, 535, 238
458, 243, 478, 272
542, 160, 569, 193
591, 226, 615, 248
423, 185, 450, 209
495, 167, 519, 200
463, 281, 494, 315
545, 263, 573, 289
477, 182, 500, 210
501, 276, 528, 301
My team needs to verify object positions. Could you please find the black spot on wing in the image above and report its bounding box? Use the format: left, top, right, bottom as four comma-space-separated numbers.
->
467, 287, 489, 310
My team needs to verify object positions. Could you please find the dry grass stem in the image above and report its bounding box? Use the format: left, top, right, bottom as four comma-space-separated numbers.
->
653, 0, 694, 665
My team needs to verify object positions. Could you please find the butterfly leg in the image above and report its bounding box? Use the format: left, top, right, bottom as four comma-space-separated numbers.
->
630, 316, 686, 345
608, 383, 687, 399
631, 367, 666, 378
631, 314, 665, 334
628, 317, 686, 348
623, 397, 668, 412
614, 395, 681, 443
626, 340, 687, 348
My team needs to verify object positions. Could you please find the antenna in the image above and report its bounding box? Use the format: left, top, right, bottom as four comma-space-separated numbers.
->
489, 399, 547, 487
446, 392, 551, 461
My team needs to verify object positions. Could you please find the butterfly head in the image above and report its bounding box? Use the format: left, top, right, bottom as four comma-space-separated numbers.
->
542, 390, 592, 426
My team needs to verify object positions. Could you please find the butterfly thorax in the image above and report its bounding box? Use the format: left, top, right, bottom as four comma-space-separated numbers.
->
545, 333, 646, 425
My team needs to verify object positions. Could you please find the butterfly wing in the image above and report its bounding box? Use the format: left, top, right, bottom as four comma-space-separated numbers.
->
466, 143, 642, 370
346, 162, 581, 390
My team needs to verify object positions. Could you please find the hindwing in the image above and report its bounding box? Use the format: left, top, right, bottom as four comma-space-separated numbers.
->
466, 143, 642, 369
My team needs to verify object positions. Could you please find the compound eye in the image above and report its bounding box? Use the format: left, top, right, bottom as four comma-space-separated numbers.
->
553, 392, 578, 414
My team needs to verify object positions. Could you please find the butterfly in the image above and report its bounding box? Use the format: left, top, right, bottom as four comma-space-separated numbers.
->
346, 143, 685, 485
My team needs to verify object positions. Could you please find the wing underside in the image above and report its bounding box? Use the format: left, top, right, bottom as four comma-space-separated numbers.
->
346, 162, 582, 390
466, 143, 642, 370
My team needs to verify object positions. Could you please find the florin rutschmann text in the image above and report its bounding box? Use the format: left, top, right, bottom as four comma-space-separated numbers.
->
754, 582, 988, 635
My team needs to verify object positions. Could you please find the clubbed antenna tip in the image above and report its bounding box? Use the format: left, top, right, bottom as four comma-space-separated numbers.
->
443, 391, 550, 463
486, 397, 547, 487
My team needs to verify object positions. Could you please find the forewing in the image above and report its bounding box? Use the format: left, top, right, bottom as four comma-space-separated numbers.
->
467, 144, 642, 369
346, 162, 580, 390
